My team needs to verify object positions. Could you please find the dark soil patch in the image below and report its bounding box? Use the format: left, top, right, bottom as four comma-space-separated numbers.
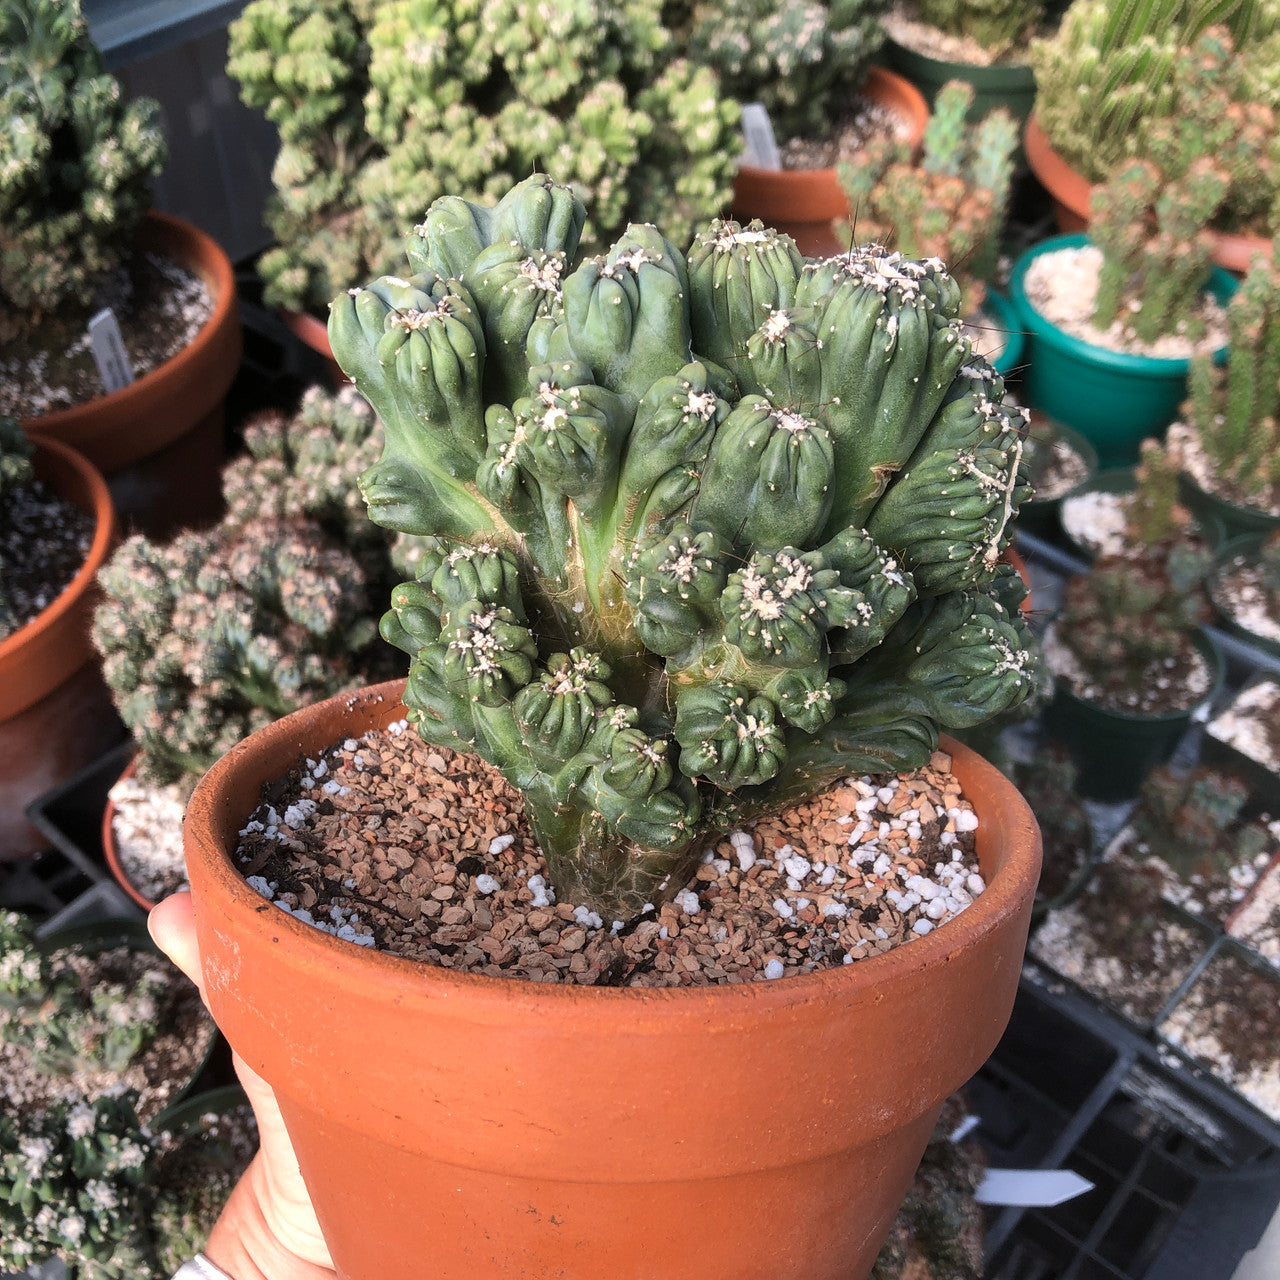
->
779, 94, 910, 170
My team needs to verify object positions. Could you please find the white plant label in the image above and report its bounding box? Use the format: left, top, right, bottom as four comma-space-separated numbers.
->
741, 103, 782, 170
975, 1168, 1094, 1208
88, 308, 136, 393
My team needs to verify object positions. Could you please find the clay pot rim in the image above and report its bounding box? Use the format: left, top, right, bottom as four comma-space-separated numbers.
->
1009, 232, 1238, 375
101, 753, 157, 913
186, 677, 1041, 1013
0, 436, 115, 680
21, 211, 238, 434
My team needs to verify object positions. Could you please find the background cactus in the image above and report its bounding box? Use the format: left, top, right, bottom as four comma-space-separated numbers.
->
227, 0, 740, 315
329, 174, 1038, 918
838, 80, 1018, 309
914, 0, 1047, 58
0, 0, 166, 327
676, 0, 889, 144
93, 387, 396, 786
1175, 237, 1280, 512
1052, 441, 1212, 709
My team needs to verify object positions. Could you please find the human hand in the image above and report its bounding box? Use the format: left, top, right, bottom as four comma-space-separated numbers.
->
149, 892, 336, 1280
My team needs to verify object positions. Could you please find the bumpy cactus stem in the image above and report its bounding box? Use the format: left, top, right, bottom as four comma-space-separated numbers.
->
331, 175, 1038, 918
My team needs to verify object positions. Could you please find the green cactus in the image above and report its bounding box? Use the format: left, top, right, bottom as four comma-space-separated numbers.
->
838, 80, 1018, 308
0, 0, 166, 325
227, 0, 740, 315
329, 175, 1039, 917
1181, 236, 1280, 511
93, 387, 397, 785
915, 0, 1047, 58
0, 417, 33, 496
677, 0, 889, 144
1054, 441, 1212, 708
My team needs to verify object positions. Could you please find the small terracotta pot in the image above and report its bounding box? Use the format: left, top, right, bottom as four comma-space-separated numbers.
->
281, 308, 346, 390
1023, 115, 1271, 276
0, 438, 120, 858
19, 211, 241, 538
732, 67, 930, 257
101, 757, 158, 912
185, 679, 1041, 1280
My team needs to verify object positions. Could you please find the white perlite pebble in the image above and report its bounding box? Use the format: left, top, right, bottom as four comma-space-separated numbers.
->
673, 888, 702, 916
764, 958, 785, 980
474, 875, 501, 895
108, 776, 189, 900
527, 874, 553, 908
488, 833, 516, 855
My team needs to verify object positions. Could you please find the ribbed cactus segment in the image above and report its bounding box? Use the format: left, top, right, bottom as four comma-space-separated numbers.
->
332, 175, 1038, 917
0, 0, 165, 320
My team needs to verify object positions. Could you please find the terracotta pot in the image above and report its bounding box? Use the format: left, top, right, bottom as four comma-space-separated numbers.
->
1023, 115, 1272, 276
281, 308, 346, 390
19, 211, 241, 538
1, 437, 121, 858
732, 67, 930, 257
101, 757, 157, 911
185, 679, 1041, 1280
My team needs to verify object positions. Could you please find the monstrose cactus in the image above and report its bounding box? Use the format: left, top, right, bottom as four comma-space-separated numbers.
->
0, 0, 166, 326
329, 175, 1038, 918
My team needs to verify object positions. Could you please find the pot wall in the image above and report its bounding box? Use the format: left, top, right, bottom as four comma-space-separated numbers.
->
185, 681, 1041, 1280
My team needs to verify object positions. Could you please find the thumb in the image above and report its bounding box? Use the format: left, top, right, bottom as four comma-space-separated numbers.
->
148, 890, 206, 1002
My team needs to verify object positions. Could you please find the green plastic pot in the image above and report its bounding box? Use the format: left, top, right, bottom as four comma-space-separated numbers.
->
1208, 534, 1280, 660
1042, 629, 1225, 802
1016, 415, 1099, 539
882, 38, 1036, 128
1009, 234, 1237, 469
981, 288, 1025, 380
1177, 472, 1280, 546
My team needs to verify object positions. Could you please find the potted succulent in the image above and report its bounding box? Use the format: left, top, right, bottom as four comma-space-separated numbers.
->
1010, 118, 1238, 467
882, 0, 1050, 129
0, 419, 119, 860
1042, 440, 1223, 800
2, 0, 241, 536
1207, 530, 1280, 659
1014, 410, 1099, 537
1167, 237, 1280, 542
92, 386, 399, 909
226, 0, 740, 376
688, 0, 929, 256
1028, 9, 1280, 271
1204, 678, 1280, 817
181, 174, 1042, 1280
837, 79, 1021, 373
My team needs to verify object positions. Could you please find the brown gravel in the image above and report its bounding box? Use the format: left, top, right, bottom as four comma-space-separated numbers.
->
233, 726, 987, 987
779, 94, 912, 169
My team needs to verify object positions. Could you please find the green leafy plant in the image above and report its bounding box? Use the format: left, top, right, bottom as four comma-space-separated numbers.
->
678, 0, 889, 144
226, 0, 740, 315
1176, 236, 1280, 511
328, 174, 1039, 918
92, 387, 394, 786
838, 80, 1018, 308
0, 0, 166, 327
1053, 440, 1212, 709
915, 0, 1047, 58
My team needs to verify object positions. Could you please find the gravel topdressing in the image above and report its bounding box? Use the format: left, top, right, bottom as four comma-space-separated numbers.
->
232, 725, 988, 987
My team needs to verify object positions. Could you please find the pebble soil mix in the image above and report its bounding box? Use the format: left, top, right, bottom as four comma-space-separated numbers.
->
0, 479, 94, 639
233, 725, 990, 987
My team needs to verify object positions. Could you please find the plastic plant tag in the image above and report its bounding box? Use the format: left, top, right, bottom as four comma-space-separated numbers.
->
740, 103, 781, 170
974, 1168, 1095, 1208
88, 308, 136, 393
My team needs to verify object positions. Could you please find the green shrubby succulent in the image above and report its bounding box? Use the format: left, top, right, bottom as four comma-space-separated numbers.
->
0, 0, 166, 325
914, 0, 1047, 57
93, 387, 395, 785
227, 0, 739, 314
329, 174, 1039, 917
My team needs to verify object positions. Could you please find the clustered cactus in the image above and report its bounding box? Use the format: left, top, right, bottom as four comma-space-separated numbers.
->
0, 0, 166, 327
1033, 7, 1280, 237
1174, 237, 1280, 512
226, 0, 740, 315
93, 387, 394, 786
1053, 441, 1212, 709
838, 80, 1018, 310
914, 0, 1047, 59
329, 175, 1038, 918
1133, 764, 1274, 885
677, 0, 888, 144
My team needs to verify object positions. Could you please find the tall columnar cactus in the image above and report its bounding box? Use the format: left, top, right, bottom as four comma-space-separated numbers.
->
838, 81, 1018, 309
915, 0, 1047, 57
0, 0, 166, 324
1055, 441, 1211, 706
678, 0, 889, 144
329, 174, 1038, 917
93, 388, 391, 786
227, 0, 739, 315
1178, 237, 1280, 510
